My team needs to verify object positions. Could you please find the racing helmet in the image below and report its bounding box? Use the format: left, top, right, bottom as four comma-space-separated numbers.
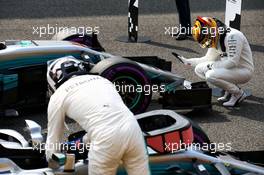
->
192, 16, 220, 48
47, 56, 87, 93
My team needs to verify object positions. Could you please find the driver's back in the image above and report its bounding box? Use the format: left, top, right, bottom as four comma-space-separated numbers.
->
51, 74, 134, 140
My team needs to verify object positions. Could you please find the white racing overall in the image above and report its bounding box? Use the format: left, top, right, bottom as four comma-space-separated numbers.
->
46, 75, 150, 175
185, 28, 254, 95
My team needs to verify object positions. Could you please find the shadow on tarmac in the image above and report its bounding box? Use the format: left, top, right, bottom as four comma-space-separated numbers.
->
227, 96, 264, 122
250, 44, 264, 53
0, 0, 263, 19
145, 40, 200, 54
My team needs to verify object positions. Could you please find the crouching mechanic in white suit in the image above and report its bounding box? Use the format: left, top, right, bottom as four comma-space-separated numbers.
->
45, 56, 150, 175
179, 16, 254, 107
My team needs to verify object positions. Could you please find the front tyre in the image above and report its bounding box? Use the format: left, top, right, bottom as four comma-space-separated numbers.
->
101, 63, 152, 114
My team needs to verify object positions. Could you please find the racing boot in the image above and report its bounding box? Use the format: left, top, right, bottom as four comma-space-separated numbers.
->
217, 91, 231, 102
223, 89, 247, 107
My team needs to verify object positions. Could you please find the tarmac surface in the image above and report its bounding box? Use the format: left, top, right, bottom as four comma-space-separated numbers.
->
0, 0, 263, 152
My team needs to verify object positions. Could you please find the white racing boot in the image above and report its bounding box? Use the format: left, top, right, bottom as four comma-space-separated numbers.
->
223, 89, 247, 107
217, 91, 230, 102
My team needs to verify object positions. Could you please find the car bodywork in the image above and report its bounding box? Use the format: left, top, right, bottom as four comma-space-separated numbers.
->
0, 39, 211, 116
0, 110, 263, 174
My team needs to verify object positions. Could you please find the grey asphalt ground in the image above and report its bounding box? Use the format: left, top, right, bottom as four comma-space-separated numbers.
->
0, 0, 263, 152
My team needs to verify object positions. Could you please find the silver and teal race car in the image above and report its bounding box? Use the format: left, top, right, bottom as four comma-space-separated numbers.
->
0, 33, 211, 116
0, 110, 263, 174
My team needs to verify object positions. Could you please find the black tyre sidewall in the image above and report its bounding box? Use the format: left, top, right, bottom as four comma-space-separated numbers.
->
189, 119, 211, 145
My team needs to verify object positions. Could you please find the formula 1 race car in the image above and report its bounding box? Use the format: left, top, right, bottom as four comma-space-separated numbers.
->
0, 110, 263, 175
0, 32, 212, 116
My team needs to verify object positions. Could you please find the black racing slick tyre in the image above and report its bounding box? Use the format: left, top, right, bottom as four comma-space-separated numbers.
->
90, 58, 152, 114
189, 119, 211, 145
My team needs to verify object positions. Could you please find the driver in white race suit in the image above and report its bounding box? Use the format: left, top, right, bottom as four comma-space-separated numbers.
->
45, 56, 150, 175
179, 16, 254, 107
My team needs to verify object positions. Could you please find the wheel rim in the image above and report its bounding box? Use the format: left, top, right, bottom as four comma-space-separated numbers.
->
113, 75, 142, 109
